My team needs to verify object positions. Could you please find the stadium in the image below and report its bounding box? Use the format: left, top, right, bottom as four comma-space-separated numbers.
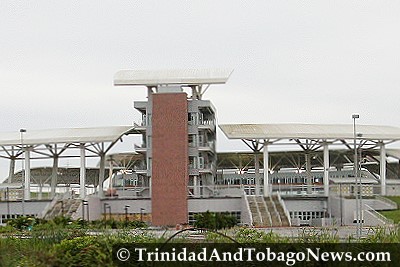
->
1, 69, 400, 229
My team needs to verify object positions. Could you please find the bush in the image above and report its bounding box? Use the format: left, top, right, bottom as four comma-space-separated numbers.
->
51, 236, 113, 266
194, 211, 237, 230
7, 216, 36, 231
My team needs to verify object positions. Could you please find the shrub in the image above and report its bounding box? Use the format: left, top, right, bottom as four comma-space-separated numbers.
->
194, 211, 237, 230
7, 216, 35, 231
49, 235, 116, 266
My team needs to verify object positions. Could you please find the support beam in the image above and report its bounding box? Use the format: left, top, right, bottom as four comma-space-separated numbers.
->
263, 142, 269, 197
149, 177, 152, 196
80, 144, 86, 199
24, 148, 31, 201
193, 175, 199, 197
98, 152, 106, 197
50, 156, 58, 198
108, 158, 114, 197
8, 157, 15, 184
323, 142, 330, 197
254, 152, 260, 195
305, 153, 312, 194
380, 143, 386, 196
38, 179, 43, 200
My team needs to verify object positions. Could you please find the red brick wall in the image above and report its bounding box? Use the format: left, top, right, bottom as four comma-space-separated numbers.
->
151, 93, 188, 226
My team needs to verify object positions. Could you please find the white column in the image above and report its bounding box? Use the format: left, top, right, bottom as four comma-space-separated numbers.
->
80, 144, 86, 199
50, 156, 58, 198
193, 175, 199, 197
24, 148, 31, 201
109, 159, 114, 196
380, 143, 386, 196
254, 152, 260, 195
38, 180, 43, 200
8, 157, 15, 184
149, 176, 152, 196
305, 153, 312, 194
263, 142, 269, 197
323, 142, 330, 197
98, 152, 105, 198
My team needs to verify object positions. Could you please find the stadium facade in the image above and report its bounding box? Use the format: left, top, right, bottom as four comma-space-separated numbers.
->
1, 69, 400, 228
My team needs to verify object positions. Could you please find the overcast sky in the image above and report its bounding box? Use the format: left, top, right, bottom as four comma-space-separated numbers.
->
1, 1, 400, 179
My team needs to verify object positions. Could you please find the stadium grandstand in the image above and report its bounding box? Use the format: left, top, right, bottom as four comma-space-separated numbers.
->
1, 69, 400, 228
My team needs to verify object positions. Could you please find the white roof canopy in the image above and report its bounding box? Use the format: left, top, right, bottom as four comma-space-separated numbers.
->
114, 69, 233, 86
0, 126, 136, 146
219, 123, 400, 141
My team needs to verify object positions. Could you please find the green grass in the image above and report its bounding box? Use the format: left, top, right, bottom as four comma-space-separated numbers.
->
379, 196, 400, 223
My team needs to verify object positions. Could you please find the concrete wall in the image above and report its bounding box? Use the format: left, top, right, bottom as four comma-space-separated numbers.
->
215, 187, 242, 197
240, 195, 252, 225
329, 196, 390, 226
386, 184, 400, 196
0, 200, 50, 224
283, 197, 327, 226
188, 197, 241, 213
284, 198, 326, 212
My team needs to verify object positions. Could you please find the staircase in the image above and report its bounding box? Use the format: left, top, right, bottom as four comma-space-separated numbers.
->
42, 199, 82, 220
246, 194, 291, 227
271, 195, 290, 226
248, 196, 263, 227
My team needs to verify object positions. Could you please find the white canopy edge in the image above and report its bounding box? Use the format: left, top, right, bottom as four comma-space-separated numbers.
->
386, 149, 400, 160
114, 68, 233, 86
219, 123, 400, 141
0, 126, 136, 146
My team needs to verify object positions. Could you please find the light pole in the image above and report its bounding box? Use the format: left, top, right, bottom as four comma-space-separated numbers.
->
339, 183, 343, 226
59, 200, 65, 216
6, 187, 10, 218
140, 208, 145, 222
124, 205, 130, 225
352, 114, 361, 238
20, 129, 26, 215
358, 135, 363, 234
82, 200, 89, 222
103, 203, 109, 220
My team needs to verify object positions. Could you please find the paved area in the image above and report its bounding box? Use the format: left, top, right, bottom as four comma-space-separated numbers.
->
142, 225, 397, 241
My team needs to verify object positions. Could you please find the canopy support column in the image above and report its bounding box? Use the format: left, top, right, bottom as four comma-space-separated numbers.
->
8, 157, 15, 184
50, 156, 59, 198
323, 142, 330, 197
80, 144, 86, 199
193, 175, 199, 197
305, 153, 312, 194
98, 152, 105, 198
38, 180, 43, 200
254, 153, 260, 196
380, 143, 386, 196
24, 148, 31, 201
108, 158, 114, 197
263, 142, 269, 197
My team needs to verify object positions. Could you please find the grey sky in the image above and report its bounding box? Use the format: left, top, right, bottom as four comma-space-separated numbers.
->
1, 1, 400, 179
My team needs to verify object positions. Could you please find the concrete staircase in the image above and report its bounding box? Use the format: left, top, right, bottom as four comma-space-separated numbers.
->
43, 199, 81, 220
247, 194, 290, 227
271, 195, 290, 226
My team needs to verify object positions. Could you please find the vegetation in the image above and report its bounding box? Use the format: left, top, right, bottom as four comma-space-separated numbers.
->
193, 211, 237, 230
0, 216, 154, 267
1, 215, 400, 266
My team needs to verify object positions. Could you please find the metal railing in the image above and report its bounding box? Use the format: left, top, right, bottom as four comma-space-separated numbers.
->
364, 204, 394, 225
277, 192, 292, 226
376, 195, 398, 209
